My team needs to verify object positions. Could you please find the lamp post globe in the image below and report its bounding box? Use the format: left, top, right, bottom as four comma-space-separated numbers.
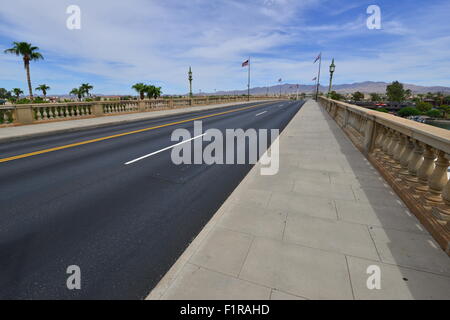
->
330, 59, 335, 74
328, 58, 336, 97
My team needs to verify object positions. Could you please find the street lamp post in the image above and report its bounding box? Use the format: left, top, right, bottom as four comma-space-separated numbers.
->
328, 59, 335, 97
188, 67, 193, 98
278, 78, 282, 98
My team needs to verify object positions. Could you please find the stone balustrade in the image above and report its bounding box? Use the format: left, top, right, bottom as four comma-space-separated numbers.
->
0, 96, 272, 126
0, 106, 15, 124
319, 96, 450, 254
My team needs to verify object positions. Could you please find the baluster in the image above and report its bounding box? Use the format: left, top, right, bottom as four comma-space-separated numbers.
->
424, 151, 449, 203
414, 146, 436, 193
391, 134, 406, 170
405, 140, 424, 183
386, 132, 400, 165
432, 178, 450, 222
9, 110, 14, 123
398, 137, 414, 175
381, 130, 393, 161
374, 128, 386, 159
372, 126, 382, 157
43, 108, 49, 120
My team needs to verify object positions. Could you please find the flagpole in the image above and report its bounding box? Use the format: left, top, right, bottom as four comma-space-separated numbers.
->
315, 54, 322, 101
247, 57, 250, 101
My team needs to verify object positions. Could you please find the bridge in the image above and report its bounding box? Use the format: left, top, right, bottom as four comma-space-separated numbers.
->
0, 97, 449, 299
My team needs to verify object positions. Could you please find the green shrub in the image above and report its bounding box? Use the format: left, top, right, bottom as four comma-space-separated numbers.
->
397, 107, 421, 117
426, 109, 442, 118
416, 101, 433, 113
15, 98, 32, 104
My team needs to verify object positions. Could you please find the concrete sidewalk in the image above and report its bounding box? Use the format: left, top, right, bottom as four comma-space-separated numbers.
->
0, 100, 273, 143
147, 100, 450, 300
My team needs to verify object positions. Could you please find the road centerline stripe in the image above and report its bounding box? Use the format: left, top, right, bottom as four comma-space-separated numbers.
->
0, 101, 276, 163
125, 133, 206, 165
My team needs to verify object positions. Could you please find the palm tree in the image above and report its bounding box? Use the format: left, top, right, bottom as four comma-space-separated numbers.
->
12, 88, 24, 99
153, 86, 162, 99
4, 42, 44, 100
144, 85, 155, 99
70, 88, 83, 101
80, 83, 93, 97
132, 83, 147, 100
144, 85, 163, 99
35, 84, 50, 98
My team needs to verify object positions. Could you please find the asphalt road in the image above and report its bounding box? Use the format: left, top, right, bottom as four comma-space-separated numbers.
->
0, 99, 304, 299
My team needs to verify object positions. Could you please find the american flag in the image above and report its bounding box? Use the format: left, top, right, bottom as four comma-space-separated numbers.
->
314, 53, 321, 63
242, 59, 249, 67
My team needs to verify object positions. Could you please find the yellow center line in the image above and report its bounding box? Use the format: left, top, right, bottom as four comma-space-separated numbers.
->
0, 101, 276, 163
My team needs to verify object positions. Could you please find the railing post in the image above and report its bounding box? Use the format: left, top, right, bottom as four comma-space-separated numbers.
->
92, 102, 104, 116
15, 105, 34, 124
138, 100, 146, 112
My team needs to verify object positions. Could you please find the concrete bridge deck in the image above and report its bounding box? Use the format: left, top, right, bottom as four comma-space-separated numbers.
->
149, 99, 450, 300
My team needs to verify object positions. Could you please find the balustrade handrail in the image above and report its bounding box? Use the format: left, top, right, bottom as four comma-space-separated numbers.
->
319, 96, 450, 154
1, 95, 278, 125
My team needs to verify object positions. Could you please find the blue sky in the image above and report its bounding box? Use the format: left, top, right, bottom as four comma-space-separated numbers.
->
0, 0, 449, 95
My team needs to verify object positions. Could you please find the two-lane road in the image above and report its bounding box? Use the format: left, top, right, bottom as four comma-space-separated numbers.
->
0, 100, 304, 299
